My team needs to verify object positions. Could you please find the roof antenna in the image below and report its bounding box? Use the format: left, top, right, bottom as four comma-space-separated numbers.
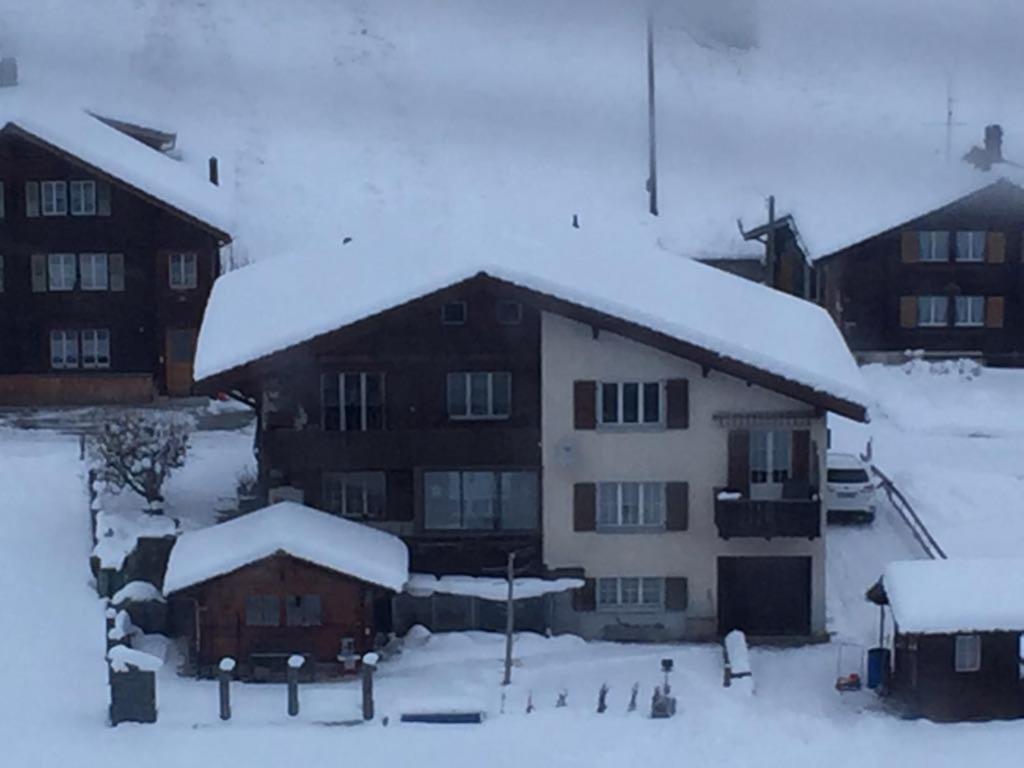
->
572, 214, 580, 229
645, 10, 659, 216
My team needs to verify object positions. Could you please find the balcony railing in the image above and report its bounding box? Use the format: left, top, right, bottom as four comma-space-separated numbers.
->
714, 491, 821, 540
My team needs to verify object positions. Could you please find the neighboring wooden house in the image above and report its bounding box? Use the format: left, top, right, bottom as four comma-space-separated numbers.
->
871, 559, 1024, 721
815, 179, 1024, 366
193, 239, 867, 640
0, 96, 231, 404
163, 502, 408, 679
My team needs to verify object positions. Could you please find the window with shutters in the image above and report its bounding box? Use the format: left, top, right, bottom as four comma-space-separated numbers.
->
81, 329, 111, 369
954, 296, 985, 327
955, 231, 986, 262
50, 330, 79, 369
40, 181, 67, 216
596, 577, 663, 611
47, 253, 77, 291
321, 372, 385, 431
168, 252, 198, 289
598, 381, 661, 426
596, 482, 665, 529
917, 296, 949, 327
69, 180, 97, 216
423, 469, 538, 530
79, 253, 109, 291
244, 595, 280, 627
322, 471, 386, 519
285, 595, 322, 627
954, 634, 982, 672
447, 371, 511, 419
917, 231, 949, 262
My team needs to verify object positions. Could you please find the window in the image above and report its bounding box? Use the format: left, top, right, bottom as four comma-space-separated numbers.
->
596, 577, 664, 610
750, 429, 791, 484
955, 231, 986, 262
50, 330, 79, 369
955, 634, 982, 672
69, 180, 97, 216
47, 253, 77, 291
40, 181, 67, 216
441, 301, 467, 325
168, 252, 198, 289
245, 595, 280, 627
79, 253, 108, 291
423, 469, 538, 530
447, 371, 511, 419
322, 471, 386, 518
599, 381, 661, 425
496, 300, 523, 325
917, 296, 949, 327
955, 296, 985, 327
827, 468, 870, 484
81, 329, 111, 369
321, 372, 385, 431
917, 231, 949, 262
597, 482, 665, 528
285, 595, 322, 627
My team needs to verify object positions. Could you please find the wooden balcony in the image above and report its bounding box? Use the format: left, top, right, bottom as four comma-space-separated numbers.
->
714, 492, 821, 540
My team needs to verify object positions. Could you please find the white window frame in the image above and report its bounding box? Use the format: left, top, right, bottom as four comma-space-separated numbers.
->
954, 296, 985, 327
81, 329, 111, 369
79, 253, 109, 291
447, 371, 511, 420
50, 330, 79, 369
917, 295, 949, 327
596, 481, 665, 529
955, 634, 982, 672
322, 471, 386, 519
69, 180, 97, 216
955, 231, 986, 263
168, 252, 198, 290
598, 381, 662, 426
47, 253, 77, 291
40, 181, 67, 216
596, 577, 664, 611
918, 231, 949, 262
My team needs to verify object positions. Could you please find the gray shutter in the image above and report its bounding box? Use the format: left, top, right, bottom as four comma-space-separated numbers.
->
573, 380, 596, 430
572, 579, 596, 612
25, 181, 39, 217
31, 253, 47, 292
97, 181, 111, 216
109, 253, 125, 291
665, 482, 689, 530
665, 578, 688, 611
666, 378, 689, 429
573, 483, 596, 531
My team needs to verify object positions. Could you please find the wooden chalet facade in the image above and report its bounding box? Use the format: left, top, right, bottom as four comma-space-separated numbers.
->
815, 180, 1024, 366
0, 113, 230, 405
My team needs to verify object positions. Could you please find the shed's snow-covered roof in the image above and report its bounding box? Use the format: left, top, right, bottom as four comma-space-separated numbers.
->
195, 231, 869, 416
406, 574, 584, 602
883, 558, 1024, 635
163, 502, 409, 594
0, 91, 231, 238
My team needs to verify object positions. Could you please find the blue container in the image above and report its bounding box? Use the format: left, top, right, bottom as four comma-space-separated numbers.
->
867, 647, 891, 689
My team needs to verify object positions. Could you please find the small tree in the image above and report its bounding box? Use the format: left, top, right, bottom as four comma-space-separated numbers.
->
91, 414, 190, 514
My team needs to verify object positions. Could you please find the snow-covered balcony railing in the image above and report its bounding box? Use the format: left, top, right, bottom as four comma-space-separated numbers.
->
713, 487, 821, 540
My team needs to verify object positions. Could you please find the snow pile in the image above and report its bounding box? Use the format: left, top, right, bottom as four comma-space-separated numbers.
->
407, 574, 583, 602
91, 509, 177, 570
883, 558, 1024, 634
107, 644, 163, 673
163, 501, 409, 594
111, 581, 165, 605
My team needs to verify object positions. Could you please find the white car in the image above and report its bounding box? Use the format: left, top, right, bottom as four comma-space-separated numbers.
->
826, 452, 876, 524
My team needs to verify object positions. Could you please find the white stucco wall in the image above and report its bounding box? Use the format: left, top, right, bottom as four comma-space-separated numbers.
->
541, 312, 828, 640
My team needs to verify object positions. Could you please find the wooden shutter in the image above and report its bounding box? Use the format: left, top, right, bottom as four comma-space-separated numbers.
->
986, 232, 1006, 263
573, 483, 596, 531
665, 378, 689, 429
985, 296, 1005, 328
97, 181, 112, 216
900, 231, 918, 263
727, 430, 750, 497
572, 578, 596, 612
665, 577, 688, 611
109, 253, 125, 291
665, 482, 689, 531
31, 253, 47, 292
899, 296, 917, 328
25, 181, 39, 217
573, 380, 596, 430
791, 430, 811, 482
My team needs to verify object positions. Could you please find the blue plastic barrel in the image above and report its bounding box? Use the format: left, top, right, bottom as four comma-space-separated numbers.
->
867, 647, 891, 689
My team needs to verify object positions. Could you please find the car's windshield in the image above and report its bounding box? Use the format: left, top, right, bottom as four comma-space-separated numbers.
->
828, 469, 870, 484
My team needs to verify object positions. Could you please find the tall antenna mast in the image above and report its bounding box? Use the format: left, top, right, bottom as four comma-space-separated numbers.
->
945, 74, 954, 163
646, 10, 659, 216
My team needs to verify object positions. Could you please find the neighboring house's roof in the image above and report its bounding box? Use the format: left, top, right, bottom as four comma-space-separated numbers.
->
194, 232, 870, 421
882, 559, 1024, 635
406, 574, 584, 602
0, 92, 231, 240
163, 502, 409, 594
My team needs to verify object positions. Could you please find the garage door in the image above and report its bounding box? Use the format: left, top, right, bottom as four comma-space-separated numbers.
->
717, 556, 811, 636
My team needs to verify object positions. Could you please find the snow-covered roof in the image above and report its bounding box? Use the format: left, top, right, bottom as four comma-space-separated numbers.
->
196, 231, 869, 418
883, 559, 1024, 635
0, 91, 231, 238
406, 574, 584, 602
163, 502, 409, 594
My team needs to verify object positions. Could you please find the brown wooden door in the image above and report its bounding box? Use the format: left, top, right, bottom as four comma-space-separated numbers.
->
165, 328, 197, 397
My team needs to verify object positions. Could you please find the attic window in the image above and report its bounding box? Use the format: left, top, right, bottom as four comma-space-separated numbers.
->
442, 301, 467, 325
917, 231, 949, 262
41, 181, 67, 216
70, 181, 97, 216
496, 300, 523, 325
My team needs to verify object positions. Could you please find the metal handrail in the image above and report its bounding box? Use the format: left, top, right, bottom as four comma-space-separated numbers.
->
869, 464, 947, 560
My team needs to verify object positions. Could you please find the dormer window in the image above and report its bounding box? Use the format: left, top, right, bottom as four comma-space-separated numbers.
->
442, 301, 467, 325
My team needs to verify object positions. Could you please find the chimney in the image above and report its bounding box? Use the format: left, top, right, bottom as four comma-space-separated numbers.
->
208, 156, 219, 186
984, 124, 1003, 163
0, 57, 18, 88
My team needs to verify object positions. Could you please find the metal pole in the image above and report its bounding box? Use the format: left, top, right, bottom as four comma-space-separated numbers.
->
646, 11, 658, 216
361, 656, 376, 721
502, 552, 516, 686
766, 195, 776, 287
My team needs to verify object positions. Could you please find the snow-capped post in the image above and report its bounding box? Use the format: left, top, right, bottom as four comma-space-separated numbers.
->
526, 691, 534, 714
287, 654, 304, 717
361, 652, 378, 721
218, 657, 235, 721
208, 156, 219, 186
104, 607, 117, 653
502, 551, 515, 686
